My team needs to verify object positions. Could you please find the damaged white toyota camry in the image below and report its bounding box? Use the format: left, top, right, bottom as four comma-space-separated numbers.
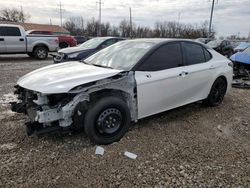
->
12, 39, 233, 144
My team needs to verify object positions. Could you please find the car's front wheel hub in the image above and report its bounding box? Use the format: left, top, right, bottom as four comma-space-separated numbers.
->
96, 108, 122, 134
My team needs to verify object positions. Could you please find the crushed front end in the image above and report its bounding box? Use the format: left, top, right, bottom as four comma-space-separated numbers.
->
11, 85, 89, 136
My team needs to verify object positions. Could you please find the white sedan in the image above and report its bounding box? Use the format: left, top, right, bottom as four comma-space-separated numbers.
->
12, 39, 233, 144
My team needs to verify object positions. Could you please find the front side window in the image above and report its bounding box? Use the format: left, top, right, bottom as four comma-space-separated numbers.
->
138, 43, 183, 71
182, 42, 206, 65
1, 27, 21, 36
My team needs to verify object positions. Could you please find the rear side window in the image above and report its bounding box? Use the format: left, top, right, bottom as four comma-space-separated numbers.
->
138, 43, 183, 71
204, 48, 212, 61
0, 27, 21, 36
182, 42, 206, 65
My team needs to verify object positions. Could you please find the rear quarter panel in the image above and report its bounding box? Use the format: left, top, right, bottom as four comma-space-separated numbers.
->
208, 49, 233, 95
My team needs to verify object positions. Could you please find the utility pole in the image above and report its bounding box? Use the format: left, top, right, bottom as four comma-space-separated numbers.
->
208, 0, 216, 38
177, 12, 181, 24
129, 7, 132, 38
59, 1, 63, 27
96, 0, 103, 37
20, 5, 24, 23
248, 26, 250, 40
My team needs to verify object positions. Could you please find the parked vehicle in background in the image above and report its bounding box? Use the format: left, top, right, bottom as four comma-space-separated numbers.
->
207, 39, 234, 57
27, 30, 77, 49
12, 39, 233, 144
230, 47, 250, 77
195, 38, 211, 44
74, 36, 88, 45
53, 37, 125, 63
234, 42, 250, 53
0, 24, 59, 60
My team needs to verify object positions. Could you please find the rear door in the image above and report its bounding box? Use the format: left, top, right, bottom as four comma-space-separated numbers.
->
135, 42, 191, 119
0, 27, 6, 53
3, 26, 26, 53
181, 42, 214, 102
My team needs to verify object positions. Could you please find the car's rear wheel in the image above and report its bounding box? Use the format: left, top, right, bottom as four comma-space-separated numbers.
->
84, 96, 131, 145
33, 46, 48, 60
204, 77, 227, 106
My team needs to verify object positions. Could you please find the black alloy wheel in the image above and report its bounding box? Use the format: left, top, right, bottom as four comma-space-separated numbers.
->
204, 77, 227, 106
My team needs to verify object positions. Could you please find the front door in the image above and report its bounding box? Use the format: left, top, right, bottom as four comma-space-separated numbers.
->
0, 27, 6, 53
135, 42, 191, 119
3, 26, 26, 53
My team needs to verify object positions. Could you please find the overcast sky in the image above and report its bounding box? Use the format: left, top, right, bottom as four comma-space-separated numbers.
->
1, 0, 250, 37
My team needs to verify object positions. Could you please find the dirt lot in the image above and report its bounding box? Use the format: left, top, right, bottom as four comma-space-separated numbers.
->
0, 55, 249, 187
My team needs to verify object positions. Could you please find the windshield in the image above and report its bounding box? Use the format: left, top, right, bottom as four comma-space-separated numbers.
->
79, 38, 107, 49
84, 40, 155, 70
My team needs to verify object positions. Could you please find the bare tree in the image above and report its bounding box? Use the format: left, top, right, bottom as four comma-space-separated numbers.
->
63, 16, 85, 36
86, 17, 99, 37
0, 8, 30, 23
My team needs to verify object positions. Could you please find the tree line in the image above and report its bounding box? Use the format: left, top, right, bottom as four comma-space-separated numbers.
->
64, 16, 213, 39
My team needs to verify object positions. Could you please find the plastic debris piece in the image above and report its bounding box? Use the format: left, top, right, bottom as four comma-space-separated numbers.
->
124, 151, 137, 160
95, 146, 105, 156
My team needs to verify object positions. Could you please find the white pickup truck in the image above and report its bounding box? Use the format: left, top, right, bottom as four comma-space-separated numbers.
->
0, 24, 59, 60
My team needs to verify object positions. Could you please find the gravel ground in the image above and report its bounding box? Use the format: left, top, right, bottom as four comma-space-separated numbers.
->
0, 55, 249, 187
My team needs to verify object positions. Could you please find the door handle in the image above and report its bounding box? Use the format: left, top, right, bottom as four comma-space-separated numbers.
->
0, 38, 4, 41
179, 72, 188, 77
209, 65, 215, 69
19, 38, 24, 41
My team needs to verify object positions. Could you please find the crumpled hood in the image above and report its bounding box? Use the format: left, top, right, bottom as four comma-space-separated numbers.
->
58, 46, 93, 54
17, 62, 122, 94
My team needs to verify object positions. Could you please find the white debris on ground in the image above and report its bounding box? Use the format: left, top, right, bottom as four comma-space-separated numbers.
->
0, 143, 17, 151
124, 151, 137, 160
95, 146, 105, 156
0, 110, 16, 121
0, 93, 17, 107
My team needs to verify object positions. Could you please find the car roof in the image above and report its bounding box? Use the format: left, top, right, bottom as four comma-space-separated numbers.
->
128, 38, 197, 43
93, 36, 124, 40
125, 38, 210, 48
0, 24, 21, 27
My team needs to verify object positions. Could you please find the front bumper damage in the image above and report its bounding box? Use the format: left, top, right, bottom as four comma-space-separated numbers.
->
11, 71, 137, 136
11, 87, 89, 135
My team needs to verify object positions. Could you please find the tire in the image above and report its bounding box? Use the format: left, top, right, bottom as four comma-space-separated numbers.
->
27, 52, 34, 58
204, 77, 227, 107
59, 42, 69, 49
33, 46, 48, 60
84, 96, 131, 145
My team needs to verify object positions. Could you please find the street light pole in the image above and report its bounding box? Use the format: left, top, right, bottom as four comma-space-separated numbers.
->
129, 7, 132, 38
208, 0, 215, 38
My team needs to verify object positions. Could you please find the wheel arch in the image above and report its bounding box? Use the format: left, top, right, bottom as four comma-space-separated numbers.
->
32, 44, 49, 53
88, 88, 136, 121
